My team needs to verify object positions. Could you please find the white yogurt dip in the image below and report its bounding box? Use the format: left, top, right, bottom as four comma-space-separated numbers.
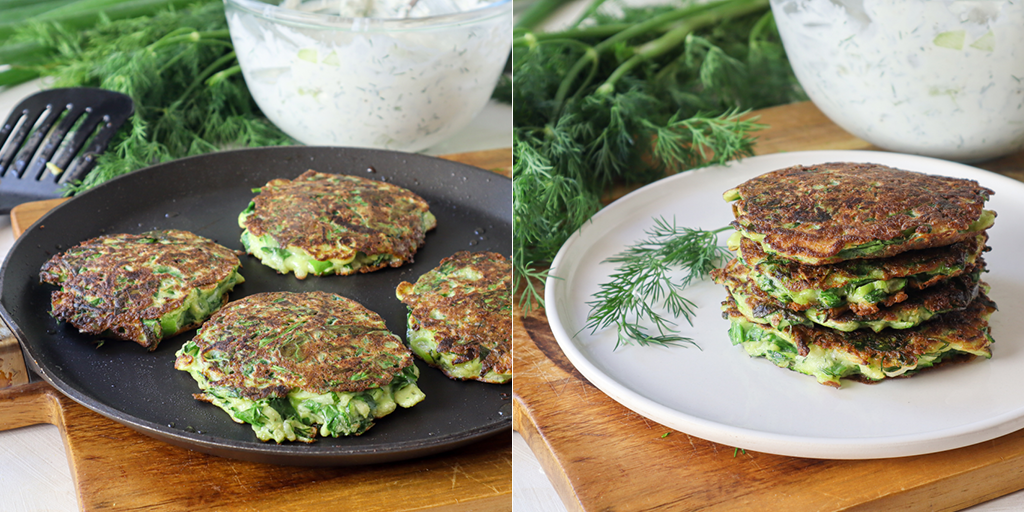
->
280, 0, 487, 20
225, 0, 512, 152
771, 0, 1024, 162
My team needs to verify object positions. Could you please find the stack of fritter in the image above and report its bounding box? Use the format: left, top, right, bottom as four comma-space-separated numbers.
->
711, 163, 998, 387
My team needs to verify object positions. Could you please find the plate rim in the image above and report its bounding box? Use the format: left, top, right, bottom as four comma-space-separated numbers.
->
544, 149, 1024, 460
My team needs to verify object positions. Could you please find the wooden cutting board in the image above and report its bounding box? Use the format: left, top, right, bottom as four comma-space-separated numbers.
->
0, 147, 513, 512
514, 101, 1024, 512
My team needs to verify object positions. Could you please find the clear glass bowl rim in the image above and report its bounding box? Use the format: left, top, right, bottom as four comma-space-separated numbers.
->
223, 0, 512, 31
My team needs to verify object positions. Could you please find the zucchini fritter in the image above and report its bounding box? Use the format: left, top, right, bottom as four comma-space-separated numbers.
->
724, 163, 995, 265
174, 291, 425, 443
239, 170, 437, 279
39, 229, 244, 350
732, 233, 988, 315
723, 292, 996, 388
715, 257, 984, 332
395, 251, 512, 384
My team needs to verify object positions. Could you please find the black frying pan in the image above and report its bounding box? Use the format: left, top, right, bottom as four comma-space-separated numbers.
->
0, 146, 512, 466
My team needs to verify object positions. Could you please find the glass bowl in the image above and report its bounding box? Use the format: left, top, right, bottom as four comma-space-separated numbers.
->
771, 0, 1024, 162
224, 0, 512, 152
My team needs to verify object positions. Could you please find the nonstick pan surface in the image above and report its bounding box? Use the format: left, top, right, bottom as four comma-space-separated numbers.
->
0, 146, 512, 466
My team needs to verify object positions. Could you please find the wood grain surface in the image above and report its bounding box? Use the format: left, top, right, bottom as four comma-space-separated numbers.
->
513, 101, 1024, 512
0, 148, 513, 512
0, 321, 29, 388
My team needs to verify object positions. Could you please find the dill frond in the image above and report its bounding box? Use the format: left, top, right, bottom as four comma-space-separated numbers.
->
584, 217, 733, 349
512, 0, 807, 317
13, 1, 294, 194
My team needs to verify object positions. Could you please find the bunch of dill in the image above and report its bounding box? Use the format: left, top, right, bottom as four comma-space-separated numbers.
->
512, 0, 807, 313
15, 1, 293, 193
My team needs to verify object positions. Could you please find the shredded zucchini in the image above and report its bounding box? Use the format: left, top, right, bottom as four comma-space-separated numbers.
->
175, 341, 425, 442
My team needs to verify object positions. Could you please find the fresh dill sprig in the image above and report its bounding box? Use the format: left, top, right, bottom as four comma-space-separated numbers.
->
583, 217, 732, 349
13, 1, 294, 193
513, 261, 553, 314
512, 0, 806, 312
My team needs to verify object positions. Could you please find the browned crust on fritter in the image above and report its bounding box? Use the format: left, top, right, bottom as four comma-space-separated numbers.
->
794, 293, 996, 360
716, 256, 983, 330
729, 163, 994, 263
738, 233, 987, 296
407, 294, 512, 376
243, 170, 435, 271
39, 230, 241, 349
396, 251, 512, 380
814, 274, 980, 325
722, 292, 996, 362
182, 291, 412, 399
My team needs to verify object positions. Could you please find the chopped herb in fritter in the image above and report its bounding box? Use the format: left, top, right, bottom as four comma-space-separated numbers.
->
39, 229, 244, 350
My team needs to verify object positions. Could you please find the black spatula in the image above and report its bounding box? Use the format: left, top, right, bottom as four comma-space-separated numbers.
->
0, 87, 134, 213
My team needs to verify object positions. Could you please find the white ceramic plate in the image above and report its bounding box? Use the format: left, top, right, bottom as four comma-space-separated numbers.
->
545, 150, 1024, 460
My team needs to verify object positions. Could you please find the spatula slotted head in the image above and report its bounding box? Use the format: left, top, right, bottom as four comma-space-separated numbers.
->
0, 87, 134, 213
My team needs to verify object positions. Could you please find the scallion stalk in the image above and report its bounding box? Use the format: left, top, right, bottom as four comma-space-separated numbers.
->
1, 0, 82, 23
0, 0, 203, 45
514, 0, 578, 31
596, 0, 770, 94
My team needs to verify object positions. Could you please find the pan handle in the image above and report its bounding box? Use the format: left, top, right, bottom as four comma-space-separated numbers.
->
0, 318, 56, 432
0, 380, 59, 432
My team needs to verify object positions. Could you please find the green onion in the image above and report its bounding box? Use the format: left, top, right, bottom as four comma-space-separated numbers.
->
0, 0, 203, 46
1, 0, 81, 23
513, 0, 578, 31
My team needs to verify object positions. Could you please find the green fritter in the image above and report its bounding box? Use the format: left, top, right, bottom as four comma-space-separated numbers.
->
722, 292, 997, 387
715, 257, 982, 332
174, 291, 425, 443
239, 170, 437, 279
39, 229, 244, 350
395, 251, 512, 384
731, 233, 988, 315
723, 163, 995, 265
